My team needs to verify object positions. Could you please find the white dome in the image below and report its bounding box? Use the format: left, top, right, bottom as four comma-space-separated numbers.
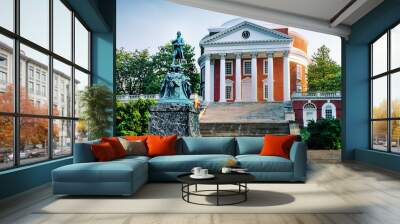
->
220, 18, 245, 28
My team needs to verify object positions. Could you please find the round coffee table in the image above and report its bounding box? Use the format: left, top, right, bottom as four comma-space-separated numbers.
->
177, 173, 255, 206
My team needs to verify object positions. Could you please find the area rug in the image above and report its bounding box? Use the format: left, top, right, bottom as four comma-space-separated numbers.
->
37, 183, 362, 214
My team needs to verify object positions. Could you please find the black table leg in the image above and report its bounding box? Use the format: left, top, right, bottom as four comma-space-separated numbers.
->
216, 184, 219, 206
245, 183, 247, 201
195, 184, 198, 192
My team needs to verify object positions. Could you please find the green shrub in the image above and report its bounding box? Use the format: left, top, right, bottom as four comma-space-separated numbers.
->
116, 99, 156, 136
304, 118, 341, 150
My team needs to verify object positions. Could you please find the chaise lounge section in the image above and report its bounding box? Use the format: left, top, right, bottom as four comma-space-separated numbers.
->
52, 136, 307, 196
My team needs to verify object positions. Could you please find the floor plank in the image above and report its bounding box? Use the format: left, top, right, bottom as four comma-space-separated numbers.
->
1, 161, 400, 224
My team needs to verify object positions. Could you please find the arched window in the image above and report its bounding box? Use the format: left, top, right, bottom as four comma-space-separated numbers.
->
322, 102, 337, 119
225, 79, 234, 100
303, 103, 317, 127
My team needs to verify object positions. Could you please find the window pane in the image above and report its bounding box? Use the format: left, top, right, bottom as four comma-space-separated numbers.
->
372, 121, 388, 151
75, 18, 89, 70
372, 33, 387, 76
0, 35, 14, 112
53, 59, 72, 117
20, 0, 49, 49
20, 117, 49, 165
244, 61, 251, 75
0, 116, 13, 170
391, 72, 400, 118
391, 24, 400, 70
75, 120, 88, 143
74, 69, 89, 117
53, 0, 72, 60
225, 62, 232, 75
53, 119, 72, 158
20, 44, 49, 115
391, 120, 400, 153
0, 0, 14, 31
372, 76, 387, 119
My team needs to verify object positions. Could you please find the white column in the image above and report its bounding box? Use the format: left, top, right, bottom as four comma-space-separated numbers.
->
235, 53, 241, 102
219, 54, 226, 102
283, 51, 290, 101
267, 53, 274, 102
251, 52, 258, 102
204, 54, 211, 102
210, 61, 214, 101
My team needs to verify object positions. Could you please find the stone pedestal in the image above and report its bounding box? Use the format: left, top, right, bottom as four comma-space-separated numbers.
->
149, 103, 200, 136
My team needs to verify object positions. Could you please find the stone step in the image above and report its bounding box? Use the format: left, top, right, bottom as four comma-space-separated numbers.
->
200, 122, 290, 137
200, 102, 287, 123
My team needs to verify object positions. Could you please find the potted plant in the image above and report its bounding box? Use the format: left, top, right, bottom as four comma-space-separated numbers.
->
79, 84, 114, 140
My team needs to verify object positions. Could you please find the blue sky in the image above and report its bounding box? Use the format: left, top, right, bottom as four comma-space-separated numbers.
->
117, 0, 341, 66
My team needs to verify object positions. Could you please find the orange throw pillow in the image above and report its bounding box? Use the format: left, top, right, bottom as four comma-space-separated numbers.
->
101, 137, 127, 158
124, 135, 148, 142
146, 135, 177, 157
91, 142, 117, 161
260, 134, 297, 159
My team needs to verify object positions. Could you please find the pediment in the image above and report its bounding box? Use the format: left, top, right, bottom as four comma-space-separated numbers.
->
201, 21, 292, 45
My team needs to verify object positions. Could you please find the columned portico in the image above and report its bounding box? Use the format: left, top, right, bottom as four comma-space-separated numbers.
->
283, 51, 290, 101
251, 53, 258, 102
267, 53, 274, 102
235, 53, 241, 102
199, 19, 307, 103
219, 54, 226, 102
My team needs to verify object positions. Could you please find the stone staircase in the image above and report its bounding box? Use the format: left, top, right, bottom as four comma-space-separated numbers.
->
200, 102, 297, 137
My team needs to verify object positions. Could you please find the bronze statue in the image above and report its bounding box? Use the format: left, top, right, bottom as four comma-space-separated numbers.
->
158, 31, 192, 105
172, 31, 184, 66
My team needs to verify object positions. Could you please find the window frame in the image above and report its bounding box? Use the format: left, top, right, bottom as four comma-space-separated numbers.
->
225, 60, 233, 76
0, 0, 92, 171
243, 59, 251, 76
225, 79, 233, 100
263, 79, 268, 100
263, 59, 268, 75
369, 21, 400, 154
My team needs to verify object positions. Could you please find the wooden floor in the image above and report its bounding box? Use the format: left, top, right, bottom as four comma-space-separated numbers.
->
1, 161, 400, 224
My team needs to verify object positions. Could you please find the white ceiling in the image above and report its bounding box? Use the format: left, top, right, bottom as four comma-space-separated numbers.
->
169, 0, 384, 37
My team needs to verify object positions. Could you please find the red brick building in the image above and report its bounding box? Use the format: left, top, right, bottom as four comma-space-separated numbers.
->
291, 92, 342, 127
198, 18, 309, 102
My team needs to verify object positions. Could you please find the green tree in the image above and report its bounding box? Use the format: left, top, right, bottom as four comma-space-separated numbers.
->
307, 45, 341, 92
116, 48, 153, 95
147, 42, 200, 94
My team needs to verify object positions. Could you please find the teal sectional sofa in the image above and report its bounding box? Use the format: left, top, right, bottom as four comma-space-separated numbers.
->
52, 137, 307, 196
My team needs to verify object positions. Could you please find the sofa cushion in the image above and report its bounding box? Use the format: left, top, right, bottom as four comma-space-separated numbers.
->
101, 137, 127, 158
181, 137, 235, 155
91, 142, 118, 162
236, 137, 263, 155
118, 138, 147, 156
53, 158, 147, 183
149, 154, 235, 172
73, 140, 100, 163
236, 155, 293, 172
260, 135, 297, 159
147, 135, 177, 157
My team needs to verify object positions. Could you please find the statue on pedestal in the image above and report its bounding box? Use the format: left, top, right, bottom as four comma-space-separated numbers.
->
159, 31, 192, 105
149, 31, 200, 136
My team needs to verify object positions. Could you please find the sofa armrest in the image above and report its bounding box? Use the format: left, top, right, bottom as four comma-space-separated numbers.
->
73, 140, 99, 163
289, 141, 307, 181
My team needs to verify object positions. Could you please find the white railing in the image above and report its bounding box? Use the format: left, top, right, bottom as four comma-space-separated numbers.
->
117, 94, 160, 101
117, 94, 204, 102
291, 91, 341, 99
